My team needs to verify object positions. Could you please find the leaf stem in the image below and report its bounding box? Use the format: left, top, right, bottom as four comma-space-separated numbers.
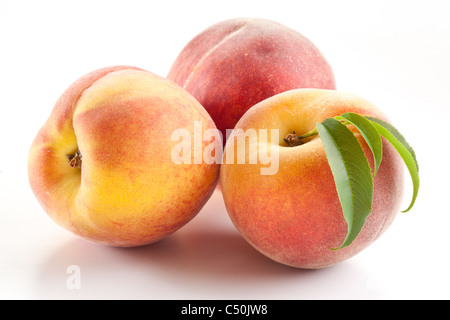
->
297, 127, 318, 140
283, 127, 318, 147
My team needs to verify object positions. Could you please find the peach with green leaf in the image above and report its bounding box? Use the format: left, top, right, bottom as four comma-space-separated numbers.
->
220, 89, 419, 269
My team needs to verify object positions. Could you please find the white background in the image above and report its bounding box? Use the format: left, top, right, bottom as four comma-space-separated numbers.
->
1, 0, 449, 300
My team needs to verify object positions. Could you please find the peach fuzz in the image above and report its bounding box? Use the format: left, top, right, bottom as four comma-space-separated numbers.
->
168, 18, 336, 145
28, 66, 220, 247
220, 89, 404, 269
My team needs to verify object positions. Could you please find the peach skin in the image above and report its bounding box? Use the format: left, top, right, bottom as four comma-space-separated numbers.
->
168, 18, 336, 145
220, 89, 405, 269
28, 66, 220, 247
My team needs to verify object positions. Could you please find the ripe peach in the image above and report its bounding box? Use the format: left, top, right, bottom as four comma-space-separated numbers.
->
28, 66, 220, 247
168, 18, 336, 144
220, 89, 404, 269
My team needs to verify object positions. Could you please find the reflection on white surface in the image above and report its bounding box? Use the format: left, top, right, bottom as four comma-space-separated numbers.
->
29, 191, 373, 300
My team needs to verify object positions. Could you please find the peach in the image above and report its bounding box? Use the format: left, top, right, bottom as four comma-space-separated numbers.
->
220, 89, 404, 269
168, 18, 336, 144
28, 66, 220, 247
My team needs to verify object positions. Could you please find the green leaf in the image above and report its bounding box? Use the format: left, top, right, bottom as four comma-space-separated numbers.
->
317, 118, 374, 250
366, 117, 419, 172
336, 112, 383, 177
365, 117, 420, 212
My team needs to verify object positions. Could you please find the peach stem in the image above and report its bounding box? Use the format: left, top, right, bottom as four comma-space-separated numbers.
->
284, 127, 318, 147
67, 150, 82, 169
